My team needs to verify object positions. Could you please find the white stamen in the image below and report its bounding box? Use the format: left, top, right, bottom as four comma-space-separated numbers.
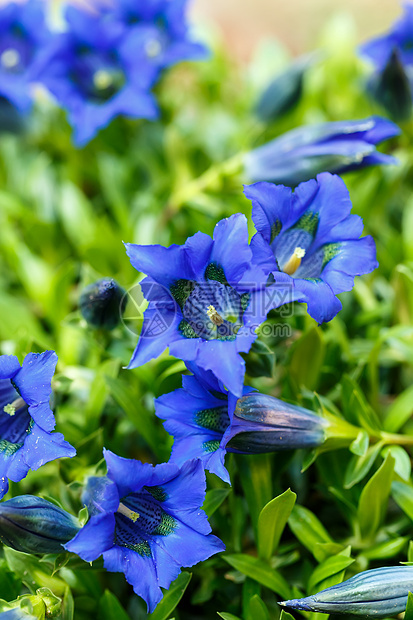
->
282, 246, 306, 276
3, 397, 25, 416
145, 38, 162, 58
207, 305, 224, 326
93, 69, 113, 91
1, 49, 20, 69
117, 502, 140, 522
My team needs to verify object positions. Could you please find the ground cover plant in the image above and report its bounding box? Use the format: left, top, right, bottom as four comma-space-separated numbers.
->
0, 1, 413, 619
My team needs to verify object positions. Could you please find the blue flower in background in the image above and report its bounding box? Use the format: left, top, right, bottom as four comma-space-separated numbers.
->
244, 116, 400, 187
0, 351, 76, 498
360, 6, 413, 121
156, 365, 327, 483
35, 5, 159, 146
245, 173, 379, 324
360, 4, 413, 73
107, 0, 208, 76
125, 213, 299, 397
66, 450, 224, 613
0, 0, 50, 111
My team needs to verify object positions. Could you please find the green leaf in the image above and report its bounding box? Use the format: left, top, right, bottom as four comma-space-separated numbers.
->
382, 446, 411, 481
341, 376, 381, 433
392, 481, 413, 520
98, 590, 130, 620
383, 385, 413, 432
357, 452, 395, 539
149, 572, 192, 620
290, 327, 325, 390
361, 537, 408, 560
280, 611, 296, 620
349, 430, 369, 456
223, 554, 291, 599
344, 440, 384, 489
307, 548, 354, 593
248, 595, 270, 620
409, 541, 413, 563
237, 455, 272, 535
257, 489, 296, 561
202, 489, 231, 518
288, 505, 332, 557
405, 591, 413, 620
218, 614, 242, 620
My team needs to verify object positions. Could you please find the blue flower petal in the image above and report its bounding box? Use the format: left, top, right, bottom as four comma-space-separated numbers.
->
125, 242, 195, 288
293, 278, 342, 324
14, 351, 57, 431
322, 237, 378, 294
244, 182, 294, 241
196, 339, 246, 398
0, 356, 20, 380
82, 476, 120, 517
128, 309, 182, 369
209, 214, 252, 283
65, 513, 115, 562
23, 424, 76, 470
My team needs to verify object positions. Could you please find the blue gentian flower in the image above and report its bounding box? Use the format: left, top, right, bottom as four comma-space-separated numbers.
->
156, 364, 328, 484
243, 116, 400, 187
0, 351, 76, 498
360, 5, 413, 74
65, 450, 225, 613
360, 6, 413, 121
0, 495, 80, 555
280, 566, 413, 618
106, 0, 208, 76
245, 172, 379, 324
0, 0, 50, 111
35, 5, 159, 146
125, 213, 299, 397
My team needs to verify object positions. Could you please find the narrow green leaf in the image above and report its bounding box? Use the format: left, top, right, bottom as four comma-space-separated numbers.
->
280, 611, 296, 620
98, 590, 129, 620
344, 441, 384, 489
392, 481, 413, 520
358, 452, 395, 539
405, 591, 413, 620
203, 489, 231, 518
290, 327, 325, 390
349, 430, 369, 456
237, 455, 272, 535
223, 554, 290, 599
248, 595, 270, 620
409, 541, 413, 563
308, 549, 354, 593
383, 385, 413, 432
288, 505, 332, 557
218, 614, 242, 620
382, 446, 411, 481
361, 537, 408, 560
258, 489, 296, 561
149, 572, 192, 620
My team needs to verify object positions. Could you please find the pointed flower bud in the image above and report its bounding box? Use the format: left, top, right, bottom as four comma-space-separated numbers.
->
0, 495, 80, 554
280, 566, 413, 617
243, 116, 400, 187
369, 49, 412, 122
79, 278, 126, 330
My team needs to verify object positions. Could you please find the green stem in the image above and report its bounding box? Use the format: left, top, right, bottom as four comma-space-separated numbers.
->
169, 152, 245, 211
380, 431, 413, 446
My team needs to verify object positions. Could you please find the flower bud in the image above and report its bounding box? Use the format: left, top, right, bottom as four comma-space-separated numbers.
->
370, 49, 412, 122
79, 278, 126, 330
280, 566, 413, 617
243, 116, 400, 187
255, 54, 315, 123
226, 393, 328, 454
0, 495, 80, 554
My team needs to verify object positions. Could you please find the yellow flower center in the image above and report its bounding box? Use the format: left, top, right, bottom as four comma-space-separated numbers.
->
282, 247, 306, 276
207, 305, 224, 326
93, 69, 113, 91
145, 39, 162, 58
117, 503, 140, 522
3, 397, 25, 416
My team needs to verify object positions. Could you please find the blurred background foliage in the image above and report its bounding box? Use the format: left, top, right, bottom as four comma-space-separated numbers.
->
1, 5, 413, 620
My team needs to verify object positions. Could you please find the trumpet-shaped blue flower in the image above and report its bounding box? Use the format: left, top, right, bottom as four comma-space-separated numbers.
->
245, 173, 379, 324
35, 5, 159, 146
156, 365, 327, 484
65, 450, 224, 613
0, 0, 50, 111
280, 566, 413, 617
126, 213, 300, 397
106, 0, 208, 76
0, 351, 76, 498
243, 116, 400, 187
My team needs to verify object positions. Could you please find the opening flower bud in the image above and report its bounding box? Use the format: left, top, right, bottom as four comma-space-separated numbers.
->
79, 278, 126, 330
0, 495, 80, 554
